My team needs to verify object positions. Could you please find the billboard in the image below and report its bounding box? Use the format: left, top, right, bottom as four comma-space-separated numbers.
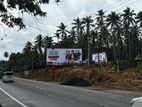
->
46, 48, 82, 65
92, 52, 107, 63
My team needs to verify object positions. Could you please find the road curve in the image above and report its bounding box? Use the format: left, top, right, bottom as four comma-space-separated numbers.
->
0, 78, 141, 107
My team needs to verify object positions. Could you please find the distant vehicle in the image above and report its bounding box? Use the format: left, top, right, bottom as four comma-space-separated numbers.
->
0, 68, 5, 79
131, 97, 142, 107
2, 71, 14, 83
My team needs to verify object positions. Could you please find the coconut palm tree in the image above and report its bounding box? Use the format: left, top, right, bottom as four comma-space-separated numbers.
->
129, 25, 142, 58
43, 35, 53, 48
121, 7, 136, 60
136, 11, 142, 55
106, 11, 121, 61
136, 11, 142, 27
72, 17, 84, 47
95, 10, 109, 68
96, 10, 106, 28
56, 22, 69, 47
34, 34, 43, 68
4, 52, 9, 61
68, 29, 76, 47
54, 32, 60, 43
82, 16, 94, 64
90, 30, 98, 53
122, 7, 136, 27
23, 41, 33, 54
34, 34, 43, 54
4, 51, 9, 70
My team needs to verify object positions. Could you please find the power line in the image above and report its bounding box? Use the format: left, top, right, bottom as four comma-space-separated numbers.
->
105, 0, 135, 12
116, 0, 141, 12
102, 0, 123, 10
25, 22, 55, 37
26, 22, 55, 35
26, 20, 56, 31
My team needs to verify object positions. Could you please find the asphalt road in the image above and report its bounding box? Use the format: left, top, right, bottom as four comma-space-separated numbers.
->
0, 78, 141, 107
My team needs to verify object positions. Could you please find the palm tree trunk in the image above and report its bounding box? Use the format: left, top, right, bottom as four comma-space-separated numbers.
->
128, 34, 131, 60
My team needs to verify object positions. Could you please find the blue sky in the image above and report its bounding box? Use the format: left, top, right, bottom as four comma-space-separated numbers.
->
0, 0, 142, 60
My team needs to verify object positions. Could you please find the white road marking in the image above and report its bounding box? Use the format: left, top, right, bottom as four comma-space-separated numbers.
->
0, 88, 27, 107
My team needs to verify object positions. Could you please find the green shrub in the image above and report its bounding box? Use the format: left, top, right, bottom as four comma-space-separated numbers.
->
137, 63, 142, 75
118, 60, 137, 71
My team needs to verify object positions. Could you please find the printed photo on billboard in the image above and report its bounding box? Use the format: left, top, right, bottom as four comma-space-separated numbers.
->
46, 48, 82, 65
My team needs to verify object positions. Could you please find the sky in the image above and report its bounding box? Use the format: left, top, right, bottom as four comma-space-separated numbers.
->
0, 0, 142, 60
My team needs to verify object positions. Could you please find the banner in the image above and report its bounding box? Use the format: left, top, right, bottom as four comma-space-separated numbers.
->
46, 48, 82, 65
92, 52, 107, 63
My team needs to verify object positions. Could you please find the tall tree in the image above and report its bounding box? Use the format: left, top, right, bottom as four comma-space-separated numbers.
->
136, 11, 142, 55
23, 41, 33, 54
121, 7, 136, 60
96, 10, 106, 27
83, 16, 94, 64
54, 32, 60, 43
34, 34, 43, 54
34, 34, 43, 68
43, 35, 53, 48
4, 52, 9, 61
136, 11, 142, 27
72, 17, 84, 47
95, 10, 109, 65
129, 25, 141, 58
106, 12, 121, 61
4, 51, 9, 70
68, 29, 76, 47
57, 22, 69, 47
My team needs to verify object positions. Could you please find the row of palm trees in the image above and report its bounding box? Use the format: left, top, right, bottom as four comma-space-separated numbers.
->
21, 7, 142, 62
8, 7, 142, 71
54, 7, 142, 61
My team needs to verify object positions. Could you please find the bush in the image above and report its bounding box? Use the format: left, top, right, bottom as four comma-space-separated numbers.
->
137, 63, 142, 75
118, 60, 138, 71
61, 77, 91, 87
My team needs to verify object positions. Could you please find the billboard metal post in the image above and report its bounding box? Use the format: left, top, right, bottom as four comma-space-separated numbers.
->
52, 65, 55, 81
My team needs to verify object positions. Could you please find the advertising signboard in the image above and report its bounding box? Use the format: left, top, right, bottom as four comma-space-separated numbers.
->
46, 48, 82, 65
92, 52, 107, 63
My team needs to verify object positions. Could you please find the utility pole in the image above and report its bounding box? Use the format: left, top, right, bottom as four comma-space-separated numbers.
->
88, 36, 90, 65
31, 42, 34, 71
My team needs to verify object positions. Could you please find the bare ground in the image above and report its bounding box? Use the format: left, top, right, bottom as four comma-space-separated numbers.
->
22, 65, 142, 92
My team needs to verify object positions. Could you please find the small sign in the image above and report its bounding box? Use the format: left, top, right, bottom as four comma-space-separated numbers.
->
92, 52, 107, 63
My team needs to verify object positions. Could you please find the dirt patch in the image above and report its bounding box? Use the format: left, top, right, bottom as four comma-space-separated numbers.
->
23, 65, 142, 92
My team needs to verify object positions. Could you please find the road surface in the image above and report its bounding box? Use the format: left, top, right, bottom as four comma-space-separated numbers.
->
0, 78, 141, 107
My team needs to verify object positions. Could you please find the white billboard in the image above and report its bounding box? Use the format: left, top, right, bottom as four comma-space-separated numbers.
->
92, 52, 107, 63
46, 48, 82, 65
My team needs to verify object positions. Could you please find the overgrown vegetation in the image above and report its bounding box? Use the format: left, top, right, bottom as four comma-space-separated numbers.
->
137, 63, 142, 75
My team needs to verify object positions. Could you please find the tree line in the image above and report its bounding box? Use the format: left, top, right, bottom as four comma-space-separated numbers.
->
4, 7, 142, 72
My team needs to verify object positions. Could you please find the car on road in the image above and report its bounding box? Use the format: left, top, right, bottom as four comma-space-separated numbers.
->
2, 71, 14, 83
131, 97, 142, 107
